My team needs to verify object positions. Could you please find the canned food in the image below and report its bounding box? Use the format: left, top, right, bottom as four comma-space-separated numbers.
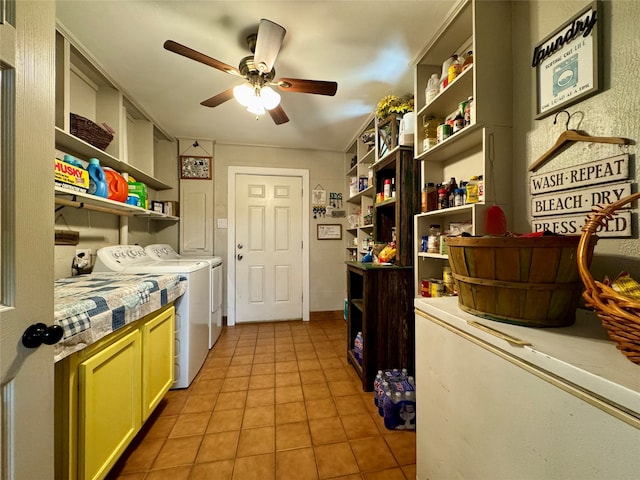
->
443, 266, 454, 295
420, 279, 431, 297
430, 279, 444, 298
459, 100, 469, 117
436, 123, 452, 143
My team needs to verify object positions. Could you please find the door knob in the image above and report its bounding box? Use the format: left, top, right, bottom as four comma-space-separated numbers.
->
237, 243, 243, 249
237, 253, 243, 261
22, 323, 64, 349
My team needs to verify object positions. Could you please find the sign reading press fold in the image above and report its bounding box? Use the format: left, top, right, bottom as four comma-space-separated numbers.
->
529, 154, 633, 237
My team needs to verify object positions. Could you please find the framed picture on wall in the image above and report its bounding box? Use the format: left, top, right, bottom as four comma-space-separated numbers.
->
534, 1, 600, 119
317, 224, 342, 240
180, 155, 212, 179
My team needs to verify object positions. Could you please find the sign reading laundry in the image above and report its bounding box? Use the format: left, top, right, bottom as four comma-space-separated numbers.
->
531, 211, 631, 237
531, 181, 631, 217
530, 154, 628, 194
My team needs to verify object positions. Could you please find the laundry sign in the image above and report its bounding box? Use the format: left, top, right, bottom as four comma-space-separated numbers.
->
530, 154, 628, 194
529, 154, 634, 237
532, 211, 631, 238
531, 181, 631, 217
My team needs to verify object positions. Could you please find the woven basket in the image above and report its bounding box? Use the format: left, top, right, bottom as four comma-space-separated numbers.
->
447, 235, 597, 327
578, 192, 640, 365
70, 113, 113, 150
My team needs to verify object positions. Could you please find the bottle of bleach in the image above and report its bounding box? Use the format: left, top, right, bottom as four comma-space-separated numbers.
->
87, 158, 108, 198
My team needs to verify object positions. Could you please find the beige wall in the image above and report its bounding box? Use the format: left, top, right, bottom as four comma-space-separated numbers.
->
512, 0, 640, 278
213, 143, 347, 313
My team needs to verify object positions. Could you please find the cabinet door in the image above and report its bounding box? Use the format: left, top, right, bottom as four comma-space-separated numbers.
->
180, 186, 213, 255
142, 306, 175, 420
78, 330, 142, 480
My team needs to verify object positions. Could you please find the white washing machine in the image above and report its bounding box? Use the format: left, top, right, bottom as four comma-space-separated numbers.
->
145, 244, 223, 349
93, 245, 210, 389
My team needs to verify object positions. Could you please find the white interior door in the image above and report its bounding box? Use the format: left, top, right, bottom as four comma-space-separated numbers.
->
234, 173, 303, 323
0, 2, 56, 479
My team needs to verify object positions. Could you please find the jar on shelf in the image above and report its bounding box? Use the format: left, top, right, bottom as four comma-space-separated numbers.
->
438, 188, 448, 209
427, 224, 441, 254
422, 115, 441, 152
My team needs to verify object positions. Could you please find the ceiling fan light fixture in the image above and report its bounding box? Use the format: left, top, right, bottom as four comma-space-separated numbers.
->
233, 83, 255, 107
260, 86, 281, 110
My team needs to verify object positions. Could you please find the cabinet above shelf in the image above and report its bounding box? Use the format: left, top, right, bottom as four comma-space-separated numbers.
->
55, 128, 171, 190
55, 187, 179, 220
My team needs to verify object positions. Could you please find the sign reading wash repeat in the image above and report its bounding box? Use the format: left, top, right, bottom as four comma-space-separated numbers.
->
530, 154, 632, 237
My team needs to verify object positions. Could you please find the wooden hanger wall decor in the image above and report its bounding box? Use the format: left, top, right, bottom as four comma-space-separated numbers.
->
528, 110, 633, 172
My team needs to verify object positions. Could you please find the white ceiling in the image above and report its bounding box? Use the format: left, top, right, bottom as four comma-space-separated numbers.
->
56, 1, 454, 153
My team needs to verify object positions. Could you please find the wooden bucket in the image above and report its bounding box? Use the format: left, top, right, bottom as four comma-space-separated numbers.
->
446, 235, 597, 327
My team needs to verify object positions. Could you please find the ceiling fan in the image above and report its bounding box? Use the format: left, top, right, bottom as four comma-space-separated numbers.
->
164, 19, 338, 125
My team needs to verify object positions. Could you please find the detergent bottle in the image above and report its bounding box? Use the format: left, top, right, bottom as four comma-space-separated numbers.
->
87, 158, 108, 198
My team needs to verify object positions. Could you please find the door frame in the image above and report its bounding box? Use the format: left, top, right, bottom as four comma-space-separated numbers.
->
227, 166, 309, 326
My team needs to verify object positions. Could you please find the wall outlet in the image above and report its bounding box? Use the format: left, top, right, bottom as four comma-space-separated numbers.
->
217, 218, 228, 229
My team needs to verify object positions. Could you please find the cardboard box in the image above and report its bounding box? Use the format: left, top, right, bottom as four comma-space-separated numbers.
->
54, 158, 89, 192
163, 201, 179, 217
151, 201, 164, 213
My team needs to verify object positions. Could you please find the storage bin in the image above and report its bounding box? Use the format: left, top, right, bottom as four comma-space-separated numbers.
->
446, 235, 597, 327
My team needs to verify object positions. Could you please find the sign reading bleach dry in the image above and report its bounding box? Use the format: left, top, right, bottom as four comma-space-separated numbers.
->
529, 154, 632, 237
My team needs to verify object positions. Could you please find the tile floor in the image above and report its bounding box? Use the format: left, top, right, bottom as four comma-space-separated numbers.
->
106, 312, 416, 480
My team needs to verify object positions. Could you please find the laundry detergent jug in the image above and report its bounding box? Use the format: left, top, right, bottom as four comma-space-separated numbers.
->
87, 158, 108, 198
104, 167, 128, 202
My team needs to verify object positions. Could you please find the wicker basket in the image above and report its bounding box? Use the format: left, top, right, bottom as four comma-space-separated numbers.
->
70, 113, 113, 150
578, 192, 640, 365
447, 235, 597, 327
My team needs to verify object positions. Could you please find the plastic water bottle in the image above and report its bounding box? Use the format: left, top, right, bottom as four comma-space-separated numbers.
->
425, 73, 440, 104
397, 390, 416, 430
377, 381, 389, 416
87, 158, 108, 198
353, 331, 363, 365
373, 370, 384, 406
383, 391, 403, 430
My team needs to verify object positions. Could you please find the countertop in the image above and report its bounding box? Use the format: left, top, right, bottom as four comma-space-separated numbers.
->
54, 272, 186, 362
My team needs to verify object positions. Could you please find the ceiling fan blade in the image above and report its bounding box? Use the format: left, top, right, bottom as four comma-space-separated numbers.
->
200, 88, 235, 108
276, 78, 338, 96
253, 19, 286, 74
164, 40, 241, 76
268, 105, 289, 125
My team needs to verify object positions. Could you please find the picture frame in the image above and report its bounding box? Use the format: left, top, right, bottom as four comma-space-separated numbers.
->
317, 224, 342, 240
533, 1, 599, 119
180, 155, 212, 179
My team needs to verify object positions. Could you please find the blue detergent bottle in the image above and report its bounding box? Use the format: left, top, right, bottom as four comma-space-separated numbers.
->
87, 158, 108, 198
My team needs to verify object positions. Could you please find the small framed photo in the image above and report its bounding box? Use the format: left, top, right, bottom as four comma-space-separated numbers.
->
533, 2, 600, 119
180, 156, 212, 179
317, 224, 342, 240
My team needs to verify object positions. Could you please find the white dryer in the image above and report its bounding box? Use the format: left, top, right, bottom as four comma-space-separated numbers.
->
145, 244, 223, 349
93, 245, 210, 389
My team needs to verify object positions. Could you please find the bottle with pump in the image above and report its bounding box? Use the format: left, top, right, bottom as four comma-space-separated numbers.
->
87, 158, 108, 198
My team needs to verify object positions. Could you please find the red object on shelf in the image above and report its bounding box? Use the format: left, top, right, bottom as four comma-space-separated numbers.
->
104, 168, 128, 202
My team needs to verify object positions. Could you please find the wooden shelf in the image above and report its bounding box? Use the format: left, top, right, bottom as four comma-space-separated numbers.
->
55, 128, 171, 190
55, 187, 178, 220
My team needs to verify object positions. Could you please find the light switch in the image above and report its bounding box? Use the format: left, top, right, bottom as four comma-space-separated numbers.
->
217, 218, 228, 229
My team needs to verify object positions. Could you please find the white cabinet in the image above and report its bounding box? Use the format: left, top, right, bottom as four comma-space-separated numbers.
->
414, 298, 640, 480
412, 0, 513, 295
54, 26, 178, 220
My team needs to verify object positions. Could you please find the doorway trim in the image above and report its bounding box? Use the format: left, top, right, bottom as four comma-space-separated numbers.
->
227, 166, 310, 326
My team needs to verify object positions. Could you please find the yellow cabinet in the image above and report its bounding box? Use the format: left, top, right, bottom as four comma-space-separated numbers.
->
56, 305, 175, 480
79, 329, 142, 480
142, 306, 175, 420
